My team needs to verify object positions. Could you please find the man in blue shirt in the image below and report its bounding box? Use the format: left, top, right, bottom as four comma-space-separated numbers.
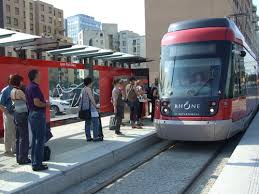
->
0, 75, 16, 155
26, 70, 49, 171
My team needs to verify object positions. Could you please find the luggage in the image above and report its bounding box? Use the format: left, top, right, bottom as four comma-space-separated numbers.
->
44, 146, 51, 161
109, 116, 117, 130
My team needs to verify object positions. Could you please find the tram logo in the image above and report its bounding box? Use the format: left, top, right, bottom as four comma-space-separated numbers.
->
174, 101, 201, 110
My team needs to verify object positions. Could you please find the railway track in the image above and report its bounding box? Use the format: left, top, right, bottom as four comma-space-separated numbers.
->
63, 134, 243, 194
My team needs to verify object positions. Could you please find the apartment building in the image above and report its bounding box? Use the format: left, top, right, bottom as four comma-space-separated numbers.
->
34, 0, 64, 39
0, 0, 68, 58
78, 23, 119, 51
145, 0, 259, 81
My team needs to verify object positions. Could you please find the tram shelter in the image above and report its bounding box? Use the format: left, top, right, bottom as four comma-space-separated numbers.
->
0, 28, 150, 137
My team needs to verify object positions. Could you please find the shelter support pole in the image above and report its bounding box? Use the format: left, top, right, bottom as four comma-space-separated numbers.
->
84, 57, 94, 79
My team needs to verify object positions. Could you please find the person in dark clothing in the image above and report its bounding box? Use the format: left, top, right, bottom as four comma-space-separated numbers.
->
151, 78, 159, 122
26, 70, 49, 171
112, 79, 124, 135
10, 74, 30, 165
126, 77, 142, 129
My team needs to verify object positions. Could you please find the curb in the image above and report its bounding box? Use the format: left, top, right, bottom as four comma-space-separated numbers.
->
13, 132, 161, 194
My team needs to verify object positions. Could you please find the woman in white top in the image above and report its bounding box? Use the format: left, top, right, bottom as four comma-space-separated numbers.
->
10, 74, 30, 165
81, 77, 102, 142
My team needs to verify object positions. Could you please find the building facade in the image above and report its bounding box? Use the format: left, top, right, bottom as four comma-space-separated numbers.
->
118, 30, 139, 53
0, 0, 74, 86
78, 29, 106, 49
0, 0, 68, 58
34, 0, 64, 39
65, 14, 101, 43
145, 0, 259, 81
127, 35, 146, 57
78, 23, 119, 51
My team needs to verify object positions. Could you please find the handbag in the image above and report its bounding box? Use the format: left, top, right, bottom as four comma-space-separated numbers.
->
109, 116, 117, 130
43, 146, 51, 161
79, 88, 92, 120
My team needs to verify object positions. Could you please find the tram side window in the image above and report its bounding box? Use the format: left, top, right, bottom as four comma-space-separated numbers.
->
233, 44, 247, 98
244, 50, 257, 89
233, 56, 240, 98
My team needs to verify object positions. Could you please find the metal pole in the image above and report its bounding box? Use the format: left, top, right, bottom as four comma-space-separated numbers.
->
85, 57, 94, 79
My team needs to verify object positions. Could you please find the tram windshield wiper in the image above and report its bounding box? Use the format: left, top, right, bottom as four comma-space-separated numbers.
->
194, 77, 213, 96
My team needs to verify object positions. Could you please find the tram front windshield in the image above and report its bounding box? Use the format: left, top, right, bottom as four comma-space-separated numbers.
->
160, 42, 224, 98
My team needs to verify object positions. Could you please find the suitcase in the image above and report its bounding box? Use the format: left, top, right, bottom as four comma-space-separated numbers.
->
44, 146, 51, 161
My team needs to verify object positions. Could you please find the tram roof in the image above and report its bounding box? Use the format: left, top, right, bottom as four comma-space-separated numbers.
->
168, 18, 245, 45
168, 18, 232, 32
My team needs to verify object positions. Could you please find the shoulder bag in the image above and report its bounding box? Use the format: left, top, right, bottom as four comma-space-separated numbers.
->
79, 88, 92, 120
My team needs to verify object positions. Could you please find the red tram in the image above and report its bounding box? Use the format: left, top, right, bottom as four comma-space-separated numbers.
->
155, 18, 259, 141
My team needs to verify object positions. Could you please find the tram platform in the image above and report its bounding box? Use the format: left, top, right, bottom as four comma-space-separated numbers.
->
0, 116, 158, 194
210, 111, 259, 194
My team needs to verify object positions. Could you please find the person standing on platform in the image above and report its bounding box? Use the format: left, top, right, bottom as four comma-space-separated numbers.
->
10, 74, 31, 165
26, 70, 49, 171
126, 77, 142, 129
112, 79, 124, 135
151, 78, 159, 122
0, 75, 16, 156
136, 80, 146, 126
81, 77, 102, 142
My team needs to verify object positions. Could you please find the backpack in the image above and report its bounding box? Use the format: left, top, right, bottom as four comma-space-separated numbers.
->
127, 86, 137, 102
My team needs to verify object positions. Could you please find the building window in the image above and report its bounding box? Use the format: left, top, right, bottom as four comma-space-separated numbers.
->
49, 17, 52, 24
24, 22, 26, 29
41, 15, 45, 22
100, 40, 104, 44
30, 23, 33, 30
133, 47, 137, 52
58, 12, 62, 18
133, 40, 137, 45
6, 5, 10, 12
15, 0, 19, 3
23, 0, 25, 7
59, 21, 62, 26
29, 2, 33, 10
49, 7, 52, 14
15, 7, 19, 15
41, 4, 44, 12
30, 13, 33, 20
14, 18, 18, 26
122, 41, 126, 46
48, 26, 51, 33
6, 17, 11, 24
100, 33, 103, 37
122, 33, 126, 39
43, 25, 47, 32
23, 11, 26, 18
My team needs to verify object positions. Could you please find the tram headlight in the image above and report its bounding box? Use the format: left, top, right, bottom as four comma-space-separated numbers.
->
161, 100, 171, 115
210, 108, 215, 114
208, 101, 217, 115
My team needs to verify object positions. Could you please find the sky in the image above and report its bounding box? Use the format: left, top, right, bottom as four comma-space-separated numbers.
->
40, 0, 145, 35
40, 0, 259, 36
